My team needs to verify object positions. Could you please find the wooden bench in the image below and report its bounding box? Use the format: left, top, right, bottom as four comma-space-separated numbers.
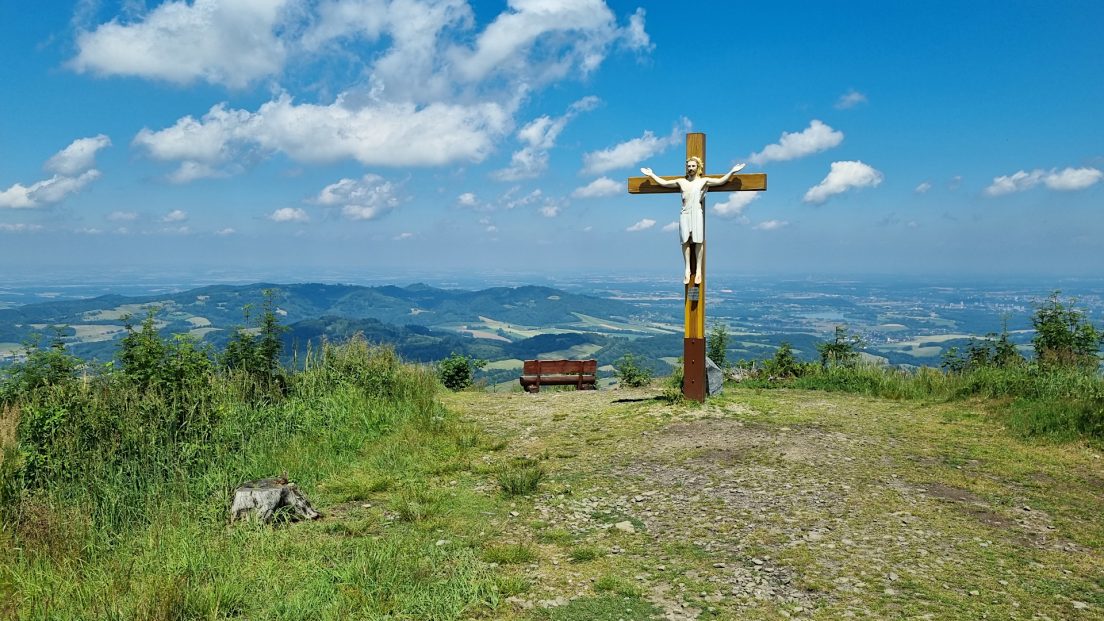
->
519, 359, 598, 393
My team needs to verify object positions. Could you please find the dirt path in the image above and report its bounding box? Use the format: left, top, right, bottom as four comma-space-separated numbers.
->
445, 387, 1104, 620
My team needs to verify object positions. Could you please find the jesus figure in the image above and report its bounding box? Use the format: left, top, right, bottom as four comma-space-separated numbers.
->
640, 158, 746, 284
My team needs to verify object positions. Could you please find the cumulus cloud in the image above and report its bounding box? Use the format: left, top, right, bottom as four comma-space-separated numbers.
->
133, 95, 512, 178
45, 134, 111, 175
803, 161, 884, 204
394, 232, 415, 240
108, 210, 138, 221
214, 227, 236, 236
111, 2, 649, 178
571, 176, 621, 198
494, 96, 600, 180
712, 192, 759, 218
984, 167, 1101, 196
749, 120, 843, 165
70, 0, 294, 88
835, 89, 867, 110
162, 209, 188, 222
915, 181, 932, 194
581, 118, 690, 175
661, 221, 678, 232
1, 136, 107, 209
753, 219, 788, 231
269, 207, 309, 222
315, 174, 400, 221
626, 218, 655, 232
0, 171, 102, 209
1043, 167, 1103, 191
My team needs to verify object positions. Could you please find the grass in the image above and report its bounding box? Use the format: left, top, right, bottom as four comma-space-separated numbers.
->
497, 463, 546, 497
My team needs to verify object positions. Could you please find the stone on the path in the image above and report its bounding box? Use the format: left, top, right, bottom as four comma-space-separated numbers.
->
615, 520, 636, 533
230, 475, 321, 523
706, 357, 724, 396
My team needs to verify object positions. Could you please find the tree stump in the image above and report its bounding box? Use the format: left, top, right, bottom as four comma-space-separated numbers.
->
230, 475, 321, 523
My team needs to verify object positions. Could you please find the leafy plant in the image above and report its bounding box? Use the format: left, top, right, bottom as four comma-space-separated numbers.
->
614, 353, 652, 388
497, 463, 545, 496
707, 323, 730, 369
437, 352, 486, 391
816, 325, 863, 368
763, 342, 805, 378
1032, 291, 1102, 369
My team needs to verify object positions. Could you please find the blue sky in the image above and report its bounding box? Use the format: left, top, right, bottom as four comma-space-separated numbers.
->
1, 0, 1102, 278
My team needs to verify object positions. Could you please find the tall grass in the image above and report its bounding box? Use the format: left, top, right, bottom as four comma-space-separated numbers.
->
1, 335, 517, 619
757, 363, 1104, 444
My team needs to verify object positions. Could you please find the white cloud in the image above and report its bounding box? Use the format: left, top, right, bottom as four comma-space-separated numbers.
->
623, 8, 652, 51
108, 210, 138, 221
162, 209, 188, 222
626, 218, 655, 232
661, 221, 678, 232
168, 161, 228, 184
985, 167, 1103, 196
501, 187, 542, 210
315, 174, 400, 221
133, 95, 512, 177
581, 118, 690, 175
712, 192, 759, 218
269, 207, 309, 222
915, 181, 932, 194
539, 204, 560, 218
70, 0, 293, 88
1, 136, 107, 209
0, 170, 102, 209
45, 134, 111, 175
803, 161, 884, 204
753, 219, 788, 231
984, 169, 1044, 196
835, 89, 867, 110
1043, 167, 1103, 191
394, 232, 414, 240
494, 96, 600, 180
749, 120, 843, 165
571, 176, 621, 198
0, 223, 44, 232
457, 192, 479, 207
214, 227, 236, 236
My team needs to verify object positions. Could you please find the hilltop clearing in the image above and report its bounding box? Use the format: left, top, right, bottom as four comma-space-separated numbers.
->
444, 387, 1104, 620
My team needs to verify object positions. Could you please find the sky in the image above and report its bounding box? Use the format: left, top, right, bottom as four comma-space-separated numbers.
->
1, 0, 1102, 280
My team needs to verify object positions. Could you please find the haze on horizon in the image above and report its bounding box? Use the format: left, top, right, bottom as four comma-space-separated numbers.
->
1, 1, 1101, 279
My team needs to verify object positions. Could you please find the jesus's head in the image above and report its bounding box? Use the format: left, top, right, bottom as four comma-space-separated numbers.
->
685, 157, 702, 179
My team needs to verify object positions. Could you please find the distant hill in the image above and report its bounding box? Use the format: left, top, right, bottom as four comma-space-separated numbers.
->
0, 282, 654, 368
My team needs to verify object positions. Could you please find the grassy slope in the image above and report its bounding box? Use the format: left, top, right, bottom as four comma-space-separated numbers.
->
443, 387, 1104, 620
3, 383, 1102, 620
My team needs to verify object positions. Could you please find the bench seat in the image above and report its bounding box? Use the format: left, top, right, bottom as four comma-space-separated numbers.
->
519, 359, 598, 393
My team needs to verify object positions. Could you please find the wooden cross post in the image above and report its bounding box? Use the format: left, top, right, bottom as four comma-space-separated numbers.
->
627, 132, 767, 401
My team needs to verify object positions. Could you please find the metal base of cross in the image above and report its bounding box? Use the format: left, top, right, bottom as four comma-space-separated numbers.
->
683, 337, 707, 402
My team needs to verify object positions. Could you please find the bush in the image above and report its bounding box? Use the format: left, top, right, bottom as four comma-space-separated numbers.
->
497, 463, 545, 496
707, 323, 729, 369
763, 342, 806, 378
437, 352, 486, 391
1032, 291, 1102, 370
816, 325, 863, 368
614, 353, 652, 388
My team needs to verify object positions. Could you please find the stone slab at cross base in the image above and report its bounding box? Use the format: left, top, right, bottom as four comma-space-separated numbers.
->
230, 477, 321, 523
706, 357, 724, 396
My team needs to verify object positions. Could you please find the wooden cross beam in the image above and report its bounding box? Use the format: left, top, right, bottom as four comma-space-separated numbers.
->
626, 132, 767, 401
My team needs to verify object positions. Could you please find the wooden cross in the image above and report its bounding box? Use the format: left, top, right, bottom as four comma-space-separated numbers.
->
626, 132, 767, 401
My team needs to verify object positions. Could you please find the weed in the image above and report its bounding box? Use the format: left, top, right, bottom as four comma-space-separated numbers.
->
568, 545, 604, 562
594, 574, 642, 597
482, 543, 537, 565
497, 464, 545, 497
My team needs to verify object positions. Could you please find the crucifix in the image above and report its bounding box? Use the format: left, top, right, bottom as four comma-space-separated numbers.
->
626, 132, 767, 401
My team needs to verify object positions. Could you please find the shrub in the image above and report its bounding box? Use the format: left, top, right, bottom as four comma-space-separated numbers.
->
614, 353, 652, 388
437, 352, 486, 391
1032, 291, 1102, 370
816, 325, 863, 368
707, 323, 729, 369
763, 342, 805, 378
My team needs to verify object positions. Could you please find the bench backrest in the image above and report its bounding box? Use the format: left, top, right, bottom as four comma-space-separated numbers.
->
522, 359, 597, 375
